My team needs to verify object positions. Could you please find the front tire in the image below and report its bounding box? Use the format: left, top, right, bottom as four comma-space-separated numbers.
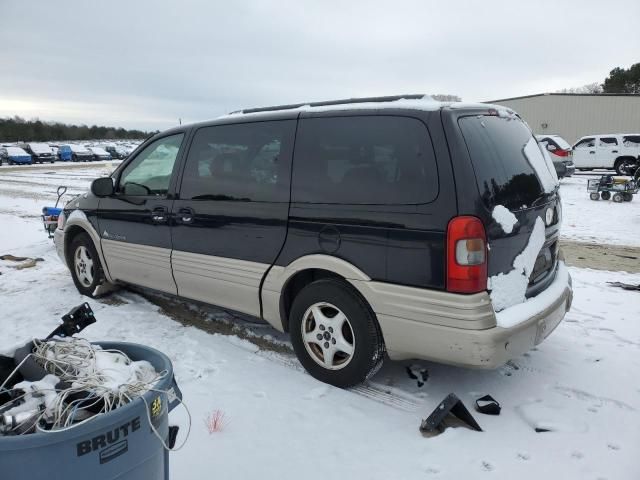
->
289, 278, 385, 388
600, 191, 611, 200
68, 232, 104, 297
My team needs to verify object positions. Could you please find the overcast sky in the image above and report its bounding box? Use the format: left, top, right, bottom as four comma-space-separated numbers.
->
1, 0, 638, 131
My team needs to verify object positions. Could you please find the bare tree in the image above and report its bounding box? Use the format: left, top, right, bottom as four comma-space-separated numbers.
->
555, 82, 603, 94
430, 94, 462, 102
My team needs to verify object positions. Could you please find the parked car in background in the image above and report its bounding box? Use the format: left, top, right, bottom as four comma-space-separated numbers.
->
536, 135, 575, 178
69, 144, 94, 162
55, 95, 571, 388
103, 145, 126, 160
23, 143, 56, 163
57, 145, 73, 161
0, 146, 33, 165
88, 146, 112, 162
572, 134, 640, 174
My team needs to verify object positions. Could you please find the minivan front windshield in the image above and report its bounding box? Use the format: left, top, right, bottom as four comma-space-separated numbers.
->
459, 114, 558, 210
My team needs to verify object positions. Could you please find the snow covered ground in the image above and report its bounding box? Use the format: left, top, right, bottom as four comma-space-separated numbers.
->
561, 173, 640, 247
1, 167, 639, 479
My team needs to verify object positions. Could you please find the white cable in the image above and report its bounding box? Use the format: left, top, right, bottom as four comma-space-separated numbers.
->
1, 337, 181, 436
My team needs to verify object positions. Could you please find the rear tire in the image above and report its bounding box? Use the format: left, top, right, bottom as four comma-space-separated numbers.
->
623, 192, 633, 202
600, 191, 611, 200
615, 159, 630, 176
612, 192, 624, 203
68, 232, 105, 297
289, 278, 385, 388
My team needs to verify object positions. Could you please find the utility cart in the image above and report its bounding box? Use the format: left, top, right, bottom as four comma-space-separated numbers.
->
588, 175, 637, 202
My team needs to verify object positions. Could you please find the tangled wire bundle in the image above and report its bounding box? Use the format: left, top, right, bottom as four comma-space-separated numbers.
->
2, 338, 165, 433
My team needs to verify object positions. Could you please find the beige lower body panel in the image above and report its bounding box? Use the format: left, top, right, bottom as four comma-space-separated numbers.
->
364, 281, 572, 367
171, 251, 267, 317
101, 239, 176, 295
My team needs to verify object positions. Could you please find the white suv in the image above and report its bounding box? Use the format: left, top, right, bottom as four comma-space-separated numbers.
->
572, 134, 640, 174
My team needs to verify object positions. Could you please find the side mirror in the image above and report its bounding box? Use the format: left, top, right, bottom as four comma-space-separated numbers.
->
91, 177, 115, 197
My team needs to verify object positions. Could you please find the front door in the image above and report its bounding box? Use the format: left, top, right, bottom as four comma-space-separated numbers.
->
596, 136, 619, 169
97, 133, 186, 294
171, 120, 296, 316
572, 137, 596, 168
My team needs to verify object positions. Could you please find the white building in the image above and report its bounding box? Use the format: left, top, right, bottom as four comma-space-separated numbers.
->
488, 93, 640, 144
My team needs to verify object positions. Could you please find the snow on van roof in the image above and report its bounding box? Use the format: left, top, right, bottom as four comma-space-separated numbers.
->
5, 147, 29, 155
69, 144, 91, 153
29, 143, 52, 154
88, 147, 108, 155
223, 95, 511, 119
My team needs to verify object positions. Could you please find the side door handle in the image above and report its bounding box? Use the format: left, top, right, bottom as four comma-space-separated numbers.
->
151, 206, 168, 224
177, 207, 195, 224
612, 150, 618, 153
589, 151, 595, 154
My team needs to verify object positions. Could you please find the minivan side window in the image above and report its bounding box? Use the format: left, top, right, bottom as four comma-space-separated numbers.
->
292, 116, 438, 205
179, 120, 295, 202
118, 134, 184, 196
599, 137, 618, 147
574, 138, 595, 149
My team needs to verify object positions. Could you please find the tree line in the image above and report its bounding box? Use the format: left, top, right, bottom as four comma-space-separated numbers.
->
557, 62, 640, 94
0, 116, 157, 143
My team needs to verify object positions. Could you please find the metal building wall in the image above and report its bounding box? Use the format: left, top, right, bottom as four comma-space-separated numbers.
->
491, 94, 640, 144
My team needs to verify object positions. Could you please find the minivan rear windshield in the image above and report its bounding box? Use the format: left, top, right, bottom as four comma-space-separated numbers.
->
459, 115, 556, 210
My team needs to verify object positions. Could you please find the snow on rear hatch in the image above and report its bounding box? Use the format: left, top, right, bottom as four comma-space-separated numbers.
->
488, 217, 546, 313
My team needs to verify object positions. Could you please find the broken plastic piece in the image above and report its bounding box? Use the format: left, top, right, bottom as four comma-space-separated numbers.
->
475, 395, 501, 415
168, 425, 180, 448
607, 281, 640, 291
420, 393, 482, 435
46, 303, 96, 339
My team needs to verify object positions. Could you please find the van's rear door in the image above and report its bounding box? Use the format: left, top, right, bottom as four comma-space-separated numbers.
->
446, 109, 561, 309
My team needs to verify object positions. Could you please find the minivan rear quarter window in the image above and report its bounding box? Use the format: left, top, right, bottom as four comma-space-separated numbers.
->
292, 116, 438, 205
459, 115, 547, 210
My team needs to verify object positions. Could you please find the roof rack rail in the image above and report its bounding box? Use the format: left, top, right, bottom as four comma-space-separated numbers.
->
234, 94, 427, 115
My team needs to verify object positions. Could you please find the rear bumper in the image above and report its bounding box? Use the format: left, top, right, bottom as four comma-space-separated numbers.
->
353, 262, 572, 368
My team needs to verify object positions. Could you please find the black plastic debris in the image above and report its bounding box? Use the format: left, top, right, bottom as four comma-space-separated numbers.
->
420, 393, 482, 436
607, 281, 640, 291
406, 365, 429, 387
475, 395, 501, 415
45, 303, 96, 339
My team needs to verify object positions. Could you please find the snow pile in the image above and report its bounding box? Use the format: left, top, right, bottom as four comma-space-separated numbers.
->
523, 137, 558, 193
492, 204, 518, 234
489, 217, 546, 312
3, 374, 60, 418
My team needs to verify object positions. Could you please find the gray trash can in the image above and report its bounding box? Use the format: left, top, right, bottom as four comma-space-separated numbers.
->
0, 342, 182, 480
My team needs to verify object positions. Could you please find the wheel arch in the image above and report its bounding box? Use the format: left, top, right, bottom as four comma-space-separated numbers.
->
63, 211, 113, 282
260, 254, 373, 333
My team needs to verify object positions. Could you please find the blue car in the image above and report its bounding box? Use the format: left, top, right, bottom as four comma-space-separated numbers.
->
0, 146, 32, 165
57, 145, 72, 162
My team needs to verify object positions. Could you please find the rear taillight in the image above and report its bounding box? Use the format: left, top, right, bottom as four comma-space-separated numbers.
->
553, 149, 569, 157
447, 216, 487, 294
